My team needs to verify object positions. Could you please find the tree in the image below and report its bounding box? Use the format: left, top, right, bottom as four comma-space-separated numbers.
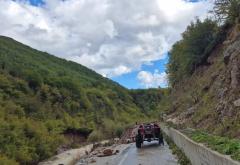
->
167, 18, 219, 86
213, 0, 240, 23
25, 71, 43, 90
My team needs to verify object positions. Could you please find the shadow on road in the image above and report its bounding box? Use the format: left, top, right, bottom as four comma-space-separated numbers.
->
140, 141, 163, 149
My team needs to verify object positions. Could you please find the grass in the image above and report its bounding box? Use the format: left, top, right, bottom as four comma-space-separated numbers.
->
184, 130, 240, 161
164, 133, 191, 165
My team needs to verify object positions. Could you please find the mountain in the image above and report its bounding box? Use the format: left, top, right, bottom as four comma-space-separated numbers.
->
0, 36, 163, 164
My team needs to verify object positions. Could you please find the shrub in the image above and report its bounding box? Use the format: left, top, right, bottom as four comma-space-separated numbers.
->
0, 154, 18, 165
115, 126, 124, 138
24, 71, 42, 90
87, 130, 104, 142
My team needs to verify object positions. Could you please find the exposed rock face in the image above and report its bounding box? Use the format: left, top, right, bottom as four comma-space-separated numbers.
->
169, 26, 240, 138
234, 99, 240, 107
230, 57, 240, 89
181, 106, 196, 118
223, 47, 233, 65
223, 36, 240, 64
223, 36, 240, 89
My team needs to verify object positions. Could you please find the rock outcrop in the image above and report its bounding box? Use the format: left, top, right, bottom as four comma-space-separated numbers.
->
233, 99, 240, 107
169, 23, 240, 138
223, 26, 240, 90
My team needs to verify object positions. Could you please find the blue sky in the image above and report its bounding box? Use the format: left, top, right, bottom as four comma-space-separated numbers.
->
27, 0, 201, 6
28, 0, 44, 6
112, 55, 169, 89
5, 0, 211, 89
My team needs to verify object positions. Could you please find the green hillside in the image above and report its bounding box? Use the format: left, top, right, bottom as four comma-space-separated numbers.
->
130, 88, 170, 117
0, 36, 157, 164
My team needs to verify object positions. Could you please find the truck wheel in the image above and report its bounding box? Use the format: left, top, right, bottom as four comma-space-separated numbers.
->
135, 134, 142, 148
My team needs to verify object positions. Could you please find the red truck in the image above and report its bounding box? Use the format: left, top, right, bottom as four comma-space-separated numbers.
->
135, 123, 164, 148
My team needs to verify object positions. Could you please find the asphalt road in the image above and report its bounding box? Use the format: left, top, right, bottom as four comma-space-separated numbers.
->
115, 141, 178, 165
78, 141, 178, 165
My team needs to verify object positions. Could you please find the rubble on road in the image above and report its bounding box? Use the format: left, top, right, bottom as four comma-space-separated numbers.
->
76, 143, 131, 165
91, 146, 119, 157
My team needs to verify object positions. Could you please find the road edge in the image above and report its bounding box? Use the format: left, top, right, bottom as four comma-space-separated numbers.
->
160, 123, 240, 165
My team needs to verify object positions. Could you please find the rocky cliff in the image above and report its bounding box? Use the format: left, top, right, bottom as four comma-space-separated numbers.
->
168, 23, 240, 138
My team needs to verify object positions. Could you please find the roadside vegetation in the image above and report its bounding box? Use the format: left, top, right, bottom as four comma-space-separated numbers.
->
184, 130, 240, 161
164, 133, 191, 165
164, 121, 240, 163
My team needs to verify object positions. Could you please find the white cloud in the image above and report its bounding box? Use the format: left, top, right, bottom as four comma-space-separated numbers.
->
0, 0, 213, 78
137, 70, 168, 88
104, 20, 118, 39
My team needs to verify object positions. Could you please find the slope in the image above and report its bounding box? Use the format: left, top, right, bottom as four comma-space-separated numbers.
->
0, 36, 148, 164
167, 21, 240, 138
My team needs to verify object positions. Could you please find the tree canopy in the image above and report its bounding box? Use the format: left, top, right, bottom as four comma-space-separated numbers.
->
213, 0, 240, 23
167, 19, 219, 86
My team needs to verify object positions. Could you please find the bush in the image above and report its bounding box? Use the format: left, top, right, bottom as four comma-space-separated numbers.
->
0, 118, 64, 164
115, 126, 124, 138
87, 130, 104, 142
0, 154, 18, 165
24, 71, 42, 90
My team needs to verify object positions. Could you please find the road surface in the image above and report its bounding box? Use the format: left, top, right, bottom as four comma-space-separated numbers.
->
115, 142, 178, 165
77, 141, 178, 165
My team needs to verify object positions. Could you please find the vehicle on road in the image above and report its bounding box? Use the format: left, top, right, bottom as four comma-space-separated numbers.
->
135, 123, 164, 148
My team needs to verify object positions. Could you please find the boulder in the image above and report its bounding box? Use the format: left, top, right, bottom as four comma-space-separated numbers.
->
224, 50, 232, 64
114, 150, 119, 154
231, 59, 240, 89
97, 148, 119, 157
217, 88, 228, 99
102, 149, 113, 156
180, 107, 196, 118
223, 37, 240, 65
233, 99, 240, 107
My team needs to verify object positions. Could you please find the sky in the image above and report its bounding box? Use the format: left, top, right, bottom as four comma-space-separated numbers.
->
0, 0, 213, 89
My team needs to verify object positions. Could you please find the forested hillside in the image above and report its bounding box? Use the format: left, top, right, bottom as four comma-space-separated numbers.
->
130, 88, 170, 117
0, 36, 166, 164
